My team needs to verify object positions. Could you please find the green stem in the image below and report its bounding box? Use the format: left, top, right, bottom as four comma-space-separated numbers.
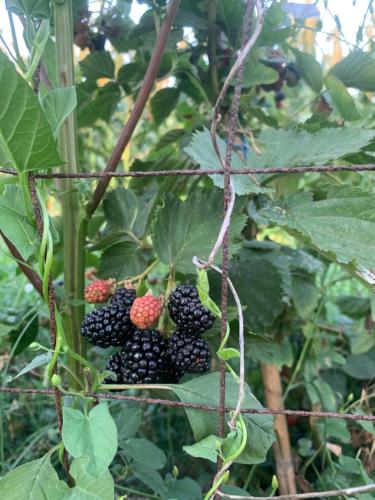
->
54, 0, 85, 387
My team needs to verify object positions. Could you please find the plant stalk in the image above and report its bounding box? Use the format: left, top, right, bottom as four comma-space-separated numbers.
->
54, 0, 85, 386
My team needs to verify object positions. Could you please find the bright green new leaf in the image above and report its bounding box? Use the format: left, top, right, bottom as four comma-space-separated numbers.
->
330, 50, 375, 91
0, 51, 62, 172
291, 47, 323, 92
325, 74, 360, 121
152, 190, 247, 273
257, 187, 375, 270
62, 402, 118, 477
172, 372, 275, 464
40, 87, 77, 138
183, 435, 223, 463
217, 347, 240, 361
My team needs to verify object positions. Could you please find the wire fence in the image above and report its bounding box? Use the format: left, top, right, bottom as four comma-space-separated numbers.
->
0, 0, 374, 498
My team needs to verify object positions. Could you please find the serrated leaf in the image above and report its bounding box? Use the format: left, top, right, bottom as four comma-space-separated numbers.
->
184, 128, 269, 196
40, 86, 77, 138
151, 87, 180, 125
78, 82, 120, 127
325, 74, 360, 121
183, 434, 222, 463
257, 187, 375, 270
291, 273, 319, 318
249, 336, 293, 367
330, 50, 375, 92
97, 241, 147, 279
172, 372, 275, 464
62, 402, 117, 477
5, 0, 50, 18
291, 48, 323, 92
80, 51, 115, 80
0, 51, 62, 172
152, 190, 246, 273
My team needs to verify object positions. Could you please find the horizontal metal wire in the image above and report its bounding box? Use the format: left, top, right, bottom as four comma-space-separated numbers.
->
1, 164, 375, 178
0, 386, 373, 421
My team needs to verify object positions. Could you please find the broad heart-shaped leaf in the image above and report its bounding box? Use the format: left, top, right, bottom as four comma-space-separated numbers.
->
183, 434, 222, 463
5, 0, 50, 18
40, 86, 77, 138
79, 51, 115, 80
257, 187, 375, 270
184, 128, 270, 196
0, 51, 62, 172
246, 127, 375, 169
171, 372, 275, 465
325, 74, 360, 121
329, 50, 375, 92
152, 190, 247, 273
67, 458, 114, 500
229, 249, 286, 332
0, 186, 38, 260
0, 451, 69, 499
122, 438, 166, 469
291, 47, 323, 92
151, 87, 180, 125
62, 402, 117, 477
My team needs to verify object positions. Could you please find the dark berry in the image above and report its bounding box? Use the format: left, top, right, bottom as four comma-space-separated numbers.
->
110, 287, 136, 306
81, 300, 135, 348
162, 360, 185, 384
280, 63, 300, 87
168, 285, 215, 335
121, 329, 167, 384
168, 330, 211, 374
104, 352, 124, 384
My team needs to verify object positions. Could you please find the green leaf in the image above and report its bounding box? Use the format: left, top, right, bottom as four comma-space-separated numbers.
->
152, 190, 246, 273
291, 273, 319, 318
68, 457, 114, 500
80, 51, 115, 80
325, 74, 360, 121
0, 51, 62, 172
98, 241, 147, 280
172, 372, 275, 464
116, 404, 142, 443
291, 48, 323, 92
5, 0, 50, 18
249, 336, 293, 367
164, 476, 202, 500
257, 187, 375, 270
230, 249, 285, 331
151, 88, 180, 125
62, 402, 117, 477
343, 348, 375, 379
184, 128, 269, 196
4, 352, 51, 384
123, 438, 166, 469
133, 462, 167, 497
330, 50, 375, 91
183, 435, 222, 463
0, 186, 38, 260
217, 347, 240, 361
78, 82, 120, 127
0, 451, 68, 499
242, 60, 279, 88
40, 87, 77, 138
246, 127, 375, 169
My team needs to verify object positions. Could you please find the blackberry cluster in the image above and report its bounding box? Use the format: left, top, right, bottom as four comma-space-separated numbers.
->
168, 285, 215, 335
104, 352, 124, 384
81, 288, 135, 347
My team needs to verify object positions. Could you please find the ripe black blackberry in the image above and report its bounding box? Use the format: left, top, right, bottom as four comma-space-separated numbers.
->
163, 360, 185, 384
110, 287, 136, 306
81, 301, 135, 347
103, 352, 124, 384
168, 330, 211, 374
121, 329, 167, 384
168, 285, 215, 335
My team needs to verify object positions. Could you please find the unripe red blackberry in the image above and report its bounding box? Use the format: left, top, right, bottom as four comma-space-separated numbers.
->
130, 294, 163, 330
84, 279, 116, 303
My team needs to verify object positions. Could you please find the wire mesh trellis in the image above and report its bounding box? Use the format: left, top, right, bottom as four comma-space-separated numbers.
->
0, 0, 374, 499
